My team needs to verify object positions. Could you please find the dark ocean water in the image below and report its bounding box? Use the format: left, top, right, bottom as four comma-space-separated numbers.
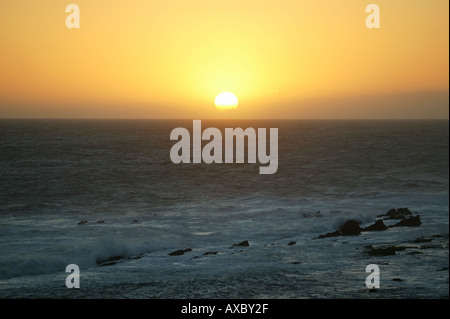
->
0, 119, 448, 298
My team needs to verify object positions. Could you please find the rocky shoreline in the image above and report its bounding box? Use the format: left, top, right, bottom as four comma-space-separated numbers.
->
91, 207, 447, 267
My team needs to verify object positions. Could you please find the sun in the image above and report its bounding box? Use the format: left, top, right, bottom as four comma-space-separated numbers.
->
215, 92, 238, 110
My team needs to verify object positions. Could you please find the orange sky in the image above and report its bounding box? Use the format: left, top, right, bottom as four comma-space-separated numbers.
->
0, 0, 448, 119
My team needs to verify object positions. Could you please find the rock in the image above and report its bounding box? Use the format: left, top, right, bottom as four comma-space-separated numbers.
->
291, 261, 300, 264
168, 248, 192, 256
96, 220, 105, 224
99, 262, 116, 266
77, 220, 88, 225
316, 219, 364, 239
132, 219, 139, 223
232, 240, 249, 247
203, 251, 218, 256
377, 208, 413, 220
317, 230, 341, 239
96, 255, 124, 265
418, 244, 440, 249
128, 254, 143, 260
339, 220, 362, 236
363, 220, 388, 231
366, 245, 406, 256
390, 215, 421, 228
287, 241, 296, 246
411, 236, 433, 243
392, 278, 402, 282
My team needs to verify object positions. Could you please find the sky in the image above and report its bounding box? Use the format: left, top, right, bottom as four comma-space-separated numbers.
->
0, 0, 448, 119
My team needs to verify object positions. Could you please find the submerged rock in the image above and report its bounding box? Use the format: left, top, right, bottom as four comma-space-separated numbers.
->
287, 241, 296, 246
316, 208, 423, 240
363, 220, 388, 231
366, 245, 406, 256
96, 255, 124, 266
317, 220, 362, 238
390, 215, 421, 227
339, 220, 362, 236
412, 236, 433, 243
317, 230, 341, 239
232, 240, 250, 247
77, 220, 88, 225
203, 251, 218, 256
377, 208, 413, 220
128, 254, 143, 260
168, 248, 192, 256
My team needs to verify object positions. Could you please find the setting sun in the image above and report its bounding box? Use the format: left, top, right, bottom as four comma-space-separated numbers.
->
215, 92, 238, 110
0, 0, 447, 119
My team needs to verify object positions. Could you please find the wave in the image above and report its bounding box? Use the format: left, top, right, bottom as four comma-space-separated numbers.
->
0, 237, 155, 280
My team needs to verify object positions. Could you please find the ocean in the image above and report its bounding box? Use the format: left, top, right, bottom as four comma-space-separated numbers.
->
0, 119, 448, 298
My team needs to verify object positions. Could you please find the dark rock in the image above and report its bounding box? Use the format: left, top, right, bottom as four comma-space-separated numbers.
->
412, 236, 433, 243
316, 219, 363, 239
168, 248, 192, 256
291, 261, 300, 264
287, 241, 296, 246
100, 262, 116, 266
77, 220, 88, 225
437, 267, 448, 271
419, 244, 439, 249
96, 220, 105, 224
390, 215, 421, 228
392, 278, 402, 282
408, 251, 423, 255
366, 245, 406, 256
339, 220, 362, 236
233, 240, 249, 247
377, 208, 413, 220
363, 220, 388, 231
203, 251, 218, 256
128, 254, 143, 260
317, 230, 341, 239
96, 255, 124, 265
132, 219, 139, 223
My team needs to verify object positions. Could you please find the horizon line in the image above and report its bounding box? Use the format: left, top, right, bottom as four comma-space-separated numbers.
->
0, 117, 448, 121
